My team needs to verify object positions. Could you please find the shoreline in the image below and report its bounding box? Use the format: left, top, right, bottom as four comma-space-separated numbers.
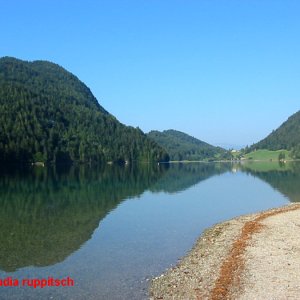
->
150, 203, 300, 299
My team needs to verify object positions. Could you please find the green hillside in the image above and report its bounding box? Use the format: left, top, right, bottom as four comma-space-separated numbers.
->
249, 110, 300, 157
0, 57, 169, 164
147, 129, 229, 161
243, 149, 291, 161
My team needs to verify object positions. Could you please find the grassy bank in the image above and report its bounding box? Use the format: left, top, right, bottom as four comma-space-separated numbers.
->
243, 149, 291, 161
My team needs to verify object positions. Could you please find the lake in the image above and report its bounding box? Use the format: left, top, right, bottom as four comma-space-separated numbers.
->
0, 161, 299, 299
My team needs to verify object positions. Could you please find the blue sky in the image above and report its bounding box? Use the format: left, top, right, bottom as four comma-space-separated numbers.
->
1, 0, 299, 148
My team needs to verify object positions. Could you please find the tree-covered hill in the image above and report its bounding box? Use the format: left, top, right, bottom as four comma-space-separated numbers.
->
249, 110, 300, 157
0, 57, 169, 164
147, 129, 229, 161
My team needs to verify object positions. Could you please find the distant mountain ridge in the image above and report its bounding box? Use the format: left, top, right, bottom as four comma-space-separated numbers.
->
147, 129, 229, 161
249, 110, 300, 157
0, 57, 169, 164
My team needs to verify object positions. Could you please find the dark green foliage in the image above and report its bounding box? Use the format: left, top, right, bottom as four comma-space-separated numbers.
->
249, 111, 300, 157
0, 57, 169, 164
147, 129, 230, 161
278, 152, 286, 161
291, 145, 300, 159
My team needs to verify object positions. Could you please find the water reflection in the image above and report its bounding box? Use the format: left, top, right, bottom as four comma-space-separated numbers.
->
0, 162, 299, 299
150, 162, 230, 193
0, 162, 235, 273
0, 164, 166, 272
1, 161, 300, 274
240, 161, 300, 202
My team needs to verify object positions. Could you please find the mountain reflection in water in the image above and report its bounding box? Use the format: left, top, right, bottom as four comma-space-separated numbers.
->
240, 161, 300, 202
0, 164, 166, 272
0, 162, 229, 272
0, 162, 299, 299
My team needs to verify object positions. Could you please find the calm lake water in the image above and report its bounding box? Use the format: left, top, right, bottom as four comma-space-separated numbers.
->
0, 161, 299, 299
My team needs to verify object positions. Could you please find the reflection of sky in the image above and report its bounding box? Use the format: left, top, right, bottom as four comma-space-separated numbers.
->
0, 169, 288, 300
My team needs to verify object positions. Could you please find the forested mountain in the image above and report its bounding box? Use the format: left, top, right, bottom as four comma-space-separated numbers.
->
147, 129, 229, 161
249, 110, 300, 157
0, 57, 169, 164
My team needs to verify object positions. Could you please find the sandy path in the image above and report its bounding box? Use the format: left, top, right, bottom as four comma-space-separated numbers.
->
150, 204, 300, 300
237, 207, 300, 299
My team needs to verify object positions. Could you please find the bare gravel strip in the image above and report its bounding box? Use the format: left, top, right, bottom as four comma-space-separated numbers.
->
237, 206, 300, 299
149, 214, 257, 299
150, 204, 300, 300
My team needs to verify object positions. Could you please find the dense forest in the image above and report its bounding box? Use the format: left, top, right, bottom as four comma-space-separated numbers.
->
0, 57, 169, 165
248, 110, 300, 158
147, 129, 230, 161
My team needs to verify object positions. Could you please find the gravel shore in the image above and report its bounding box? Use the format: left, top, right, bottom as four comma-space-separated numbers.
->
150, 204, 300, 299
